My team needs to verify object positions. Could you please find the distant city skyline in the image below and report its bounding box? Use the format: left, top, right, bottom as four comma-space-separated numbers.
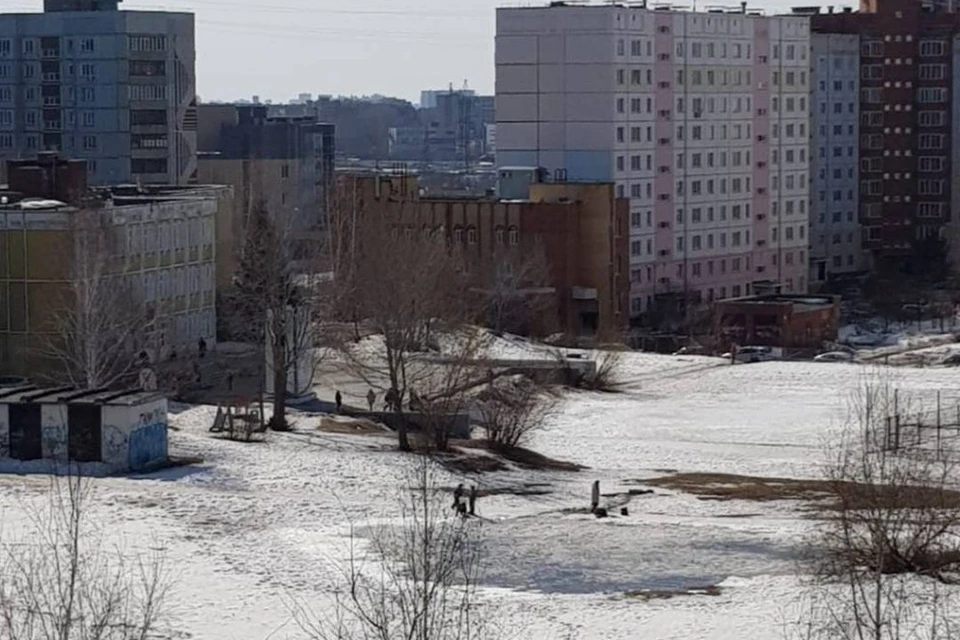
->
11, 0, 821, 103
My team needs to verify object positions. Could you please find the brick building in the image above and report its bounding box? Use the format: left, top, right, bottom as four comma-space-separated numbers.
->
714, 293, 841, 351
337, 172, 629, 340
811, 0, 960, 274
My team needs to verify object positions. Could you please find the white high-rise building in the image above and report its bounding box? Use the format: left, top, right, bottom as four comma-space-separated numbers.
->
809, 33, 862, 286
496, 4, 811, 317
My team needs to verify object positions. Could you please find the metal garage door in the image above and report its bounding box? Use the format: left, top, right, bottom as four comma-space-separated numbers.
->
68, 404, 102, 463
9, 404, 42, 461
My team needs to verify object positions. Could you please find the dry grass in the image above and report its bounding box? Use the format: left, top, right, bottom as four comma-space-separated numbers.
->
641, 472, 960, 511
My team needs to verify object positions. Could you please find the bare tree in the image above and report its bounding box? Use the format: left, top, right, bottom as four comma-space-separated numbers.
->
43, 209, 155, 390
797, 375, 960, 640
476, 376, 553, 449
294, 456, 486, 640
333, 209, 476, 451
473, 240, 555, 338
0, 470, 171, 640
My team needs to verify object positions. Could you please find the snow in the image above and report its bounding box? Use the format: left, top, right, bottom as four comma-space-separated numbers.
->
5, 351, 960, 638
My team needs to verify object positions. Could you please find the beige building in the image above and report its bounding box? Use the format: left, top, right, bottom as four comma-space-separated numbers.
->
0, 157, 228, 379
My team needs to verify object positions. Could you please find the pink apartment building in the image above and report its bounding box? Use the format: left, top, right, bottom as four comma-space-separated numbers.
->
496, 3, 811, 322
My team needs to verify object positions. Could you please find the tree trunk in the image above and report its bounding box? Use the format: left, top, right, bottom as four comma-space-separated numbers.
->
269, 335, 289, 431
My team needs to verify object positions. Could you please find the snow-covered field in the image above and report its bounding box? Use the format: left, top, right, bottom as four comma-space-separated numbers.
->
5, 353, 960, 639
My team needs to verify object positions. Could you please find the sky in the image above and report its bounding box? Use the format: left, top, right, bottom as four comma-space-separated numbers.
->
12, 0, 802, 105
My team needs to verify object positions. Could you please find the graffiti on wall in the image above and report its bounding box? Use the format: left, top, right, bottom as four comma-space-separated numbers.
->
42, 423, 67, 461
128, 407, 167, 471
103, 425, 128, 467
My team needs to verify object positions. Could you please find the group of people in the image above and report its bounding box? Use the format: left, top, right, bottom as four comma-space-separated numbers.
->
332, 388, 427, 414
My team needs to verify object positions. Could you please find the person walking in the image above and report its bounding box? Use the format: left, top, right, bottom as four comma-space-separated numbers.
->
198, 337, 207, 359
335, 390, 343, 413
366, 388, 376, 412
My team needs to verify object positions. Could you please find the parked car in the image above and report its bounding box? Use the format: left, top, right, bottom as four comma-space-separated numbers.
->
730, 346, 777, 364
814, 351, 855, 363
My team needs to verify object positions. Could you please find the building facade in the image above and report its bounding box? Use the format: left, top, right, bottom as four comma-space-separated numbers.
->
809, 32, 862, 286
0, 157, 223, 378
0, 0, 197, 186
196, 104, 335, 288
496, 4, 811, 322
812, 0, 960, 274
338, 172, 630, 339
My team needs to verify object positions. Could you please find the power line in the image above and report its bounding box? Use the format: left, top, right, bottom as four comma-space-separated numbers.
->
125, 0, 490, 18
194, 19, 489, 43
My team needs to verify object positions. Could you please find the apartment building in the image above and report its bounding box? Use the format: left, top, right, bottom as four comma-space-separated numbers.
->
196, 104, 335, 287
0, 155, 226, 378
496, 3, 811, 323
0, 0, 197, 186
809, 32, 862, 286
812, 0, 960, 273
338, 171, 629, 339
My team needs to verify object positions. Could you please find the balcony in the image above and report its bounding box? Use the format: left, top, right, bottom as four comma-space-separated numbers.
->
42, 96, 61, 107
41, 49, 61, 59
43, 120, 62, 131
42, 72, 61, 83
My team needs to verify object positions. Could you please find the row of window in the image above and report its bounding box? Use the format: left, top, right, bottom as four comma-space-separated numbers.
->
139, 265, 216, 303
123, 219, 215, 255
0, 37, 95, 57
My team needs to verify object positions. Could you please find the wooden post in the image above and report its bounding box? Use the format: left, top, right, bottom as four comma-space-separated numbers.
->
591, 480, 600, 513
885, 416, 892, 451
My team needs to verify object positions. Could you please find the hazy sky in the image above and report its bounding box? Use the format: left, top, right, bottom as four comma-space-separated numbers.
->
12, 0, 802, 104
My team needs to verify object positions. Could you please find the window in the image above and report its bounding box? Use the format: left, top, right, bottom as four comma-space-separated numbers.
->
919, 64, 945, 80
128, 84, 168, 101
131, 134, 167, 150
128, 35, 167, 52
861, 88, 882, 103
919, 40, 945, 57
508, 226, 519, 245
919, 134, 944, 149
80, 87, 95, 102
861, 40, 883, 57
131, 109, 167, 126
918, 110, 945, 127
0, 110, 11, 127
917, 156, 943, 172
80, 38, 95, 53
918, 88, 947, 103
131, 158, 168, 174
82, 134, 96, 150
467, 226, 478, 245
130, 60, 166, 77
80, 63, 95, 80
919, 179, 943, 196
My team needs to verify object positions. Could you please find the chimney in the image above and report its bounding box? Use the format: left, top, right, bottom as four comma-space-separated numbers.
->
741, 1, 747, 12
828, 5, 834, 12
